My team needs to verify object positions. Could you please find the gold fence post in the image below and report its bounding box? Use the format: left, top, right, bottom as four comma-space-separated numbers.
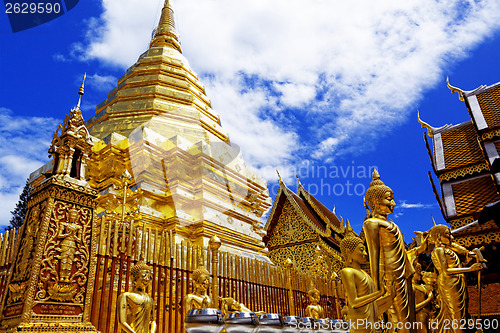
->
331, 272, 342, 319
284, 258, 295, 316
209, 235, 221, 308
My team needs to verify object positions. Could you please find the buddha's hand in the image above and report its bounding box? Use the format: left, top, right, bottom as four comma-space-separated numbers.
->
201, 296, 209, 307
470, 262, 484, 271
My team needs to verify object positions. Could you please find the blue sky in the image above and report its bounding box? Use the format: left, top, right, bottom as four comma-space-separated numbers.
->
1, 0, 500, 242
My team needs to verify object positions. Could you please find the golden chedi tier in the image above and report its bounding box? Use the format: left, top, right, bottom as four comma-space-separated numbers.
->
31, 0, 271, 256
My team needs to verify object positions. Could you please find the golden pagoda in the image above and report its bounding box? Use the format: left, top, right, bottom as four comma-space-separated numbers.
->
29, 0, 272, 256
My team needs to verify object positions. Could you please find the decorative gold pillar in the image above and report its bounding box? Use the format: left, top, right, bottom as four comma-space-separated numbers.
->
209, 235, 221, 308
284, 258, 295, 316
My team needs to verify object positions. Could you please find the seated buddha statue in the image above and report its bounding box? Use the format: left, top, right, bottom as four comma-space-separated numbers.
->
305, 287, 325, 319
117, 261, 157, 333
183, 266, 213, 316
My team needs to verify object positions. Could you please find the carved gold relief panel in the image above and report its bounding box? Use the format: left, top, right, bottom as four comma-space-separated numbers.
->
6, 202, 46, 307
34, 201, 92, 311
455, 230, 500, 248
267, 201, 317, 248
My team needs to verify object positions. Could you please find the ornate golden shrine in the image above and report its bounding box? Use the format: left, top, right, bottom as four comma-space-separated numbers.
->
28, 0, 272, 257
0, 81, 98, 332
263, 177, 345, 276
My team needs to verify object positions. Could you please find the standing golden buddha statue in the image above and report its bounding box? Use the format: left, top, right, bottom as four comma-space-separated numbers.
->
363, 170, 415, 332
305, 286, 325, 319
428, 224, 483, 333
183, 266, 214, 316
340, 220, 393, 333
117, 261, 157, 333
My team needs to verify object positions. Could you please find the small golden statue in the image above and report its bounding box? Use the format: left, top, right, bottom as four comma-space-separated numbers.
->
117, 261, 157, 333
412, 262, 434, 333
339, 221, 393, 333
428, 224, 484, 333
305, 285, 325, 319
183, 266, 213, 316
363, 169, 415, 332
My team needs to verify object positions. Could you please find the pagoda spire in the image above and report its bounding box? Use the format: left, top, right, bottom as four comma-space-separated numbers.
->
150, 0, 182, 52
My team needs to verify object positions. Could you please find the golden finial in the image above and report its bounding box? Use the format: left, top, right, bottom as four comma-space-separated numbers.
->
76, 73, 86, 109
344, 218, 358, 238
276, 169, 282, 183
372, 169, 380, 181
432, 215, 437, 227
296, 174, 302, 187
150, 0, 181, 51
417, 110, 452, 137
209, 235, 222, 251
417, 110, 435, 137
446, 76, 465, 102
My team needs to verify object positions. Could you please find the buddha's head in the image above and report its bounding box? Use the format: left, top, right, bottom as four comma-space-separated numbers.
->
130, 261, 152, 291
365, 169, 395, 217
192, 266, 210, 294
340, 231, 366, 266
429, 224, 452, 246
308, 288, 321, 305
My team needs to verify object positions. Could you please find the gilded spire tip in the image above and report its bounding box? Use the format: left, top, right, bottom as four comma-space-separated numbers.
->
76, 72, 86, 109
150, 0, 181, 52
372, 169, 380, 181
296, 174, 301, 187
276, 169, 282, 183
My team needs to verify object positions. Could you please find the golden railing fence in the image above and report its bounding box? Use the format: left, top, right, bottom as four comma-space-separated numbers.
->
0, 229, 19, 301
0, 219, 340, 333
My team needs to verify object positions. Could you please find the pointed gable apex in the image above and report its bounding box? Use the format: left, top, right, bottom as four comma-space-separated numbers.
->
296, 182, 344, 234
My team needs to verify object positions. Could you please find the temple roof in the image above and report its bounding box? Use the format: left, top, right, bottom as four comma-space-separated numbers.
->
439, 122, 484, 170
450, 175, 500, 218
264, 179, 344, 248
296, 182, 342, 230
477, 84, 500, 129
422, 79, 500, 238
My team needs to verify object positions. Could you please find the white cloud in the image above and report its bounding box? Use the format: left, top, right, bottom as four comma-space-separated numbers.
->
77, 0, 500, 174
87, 73, 117, 92
397, 200, 437, 210
0, 107, 58, 228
